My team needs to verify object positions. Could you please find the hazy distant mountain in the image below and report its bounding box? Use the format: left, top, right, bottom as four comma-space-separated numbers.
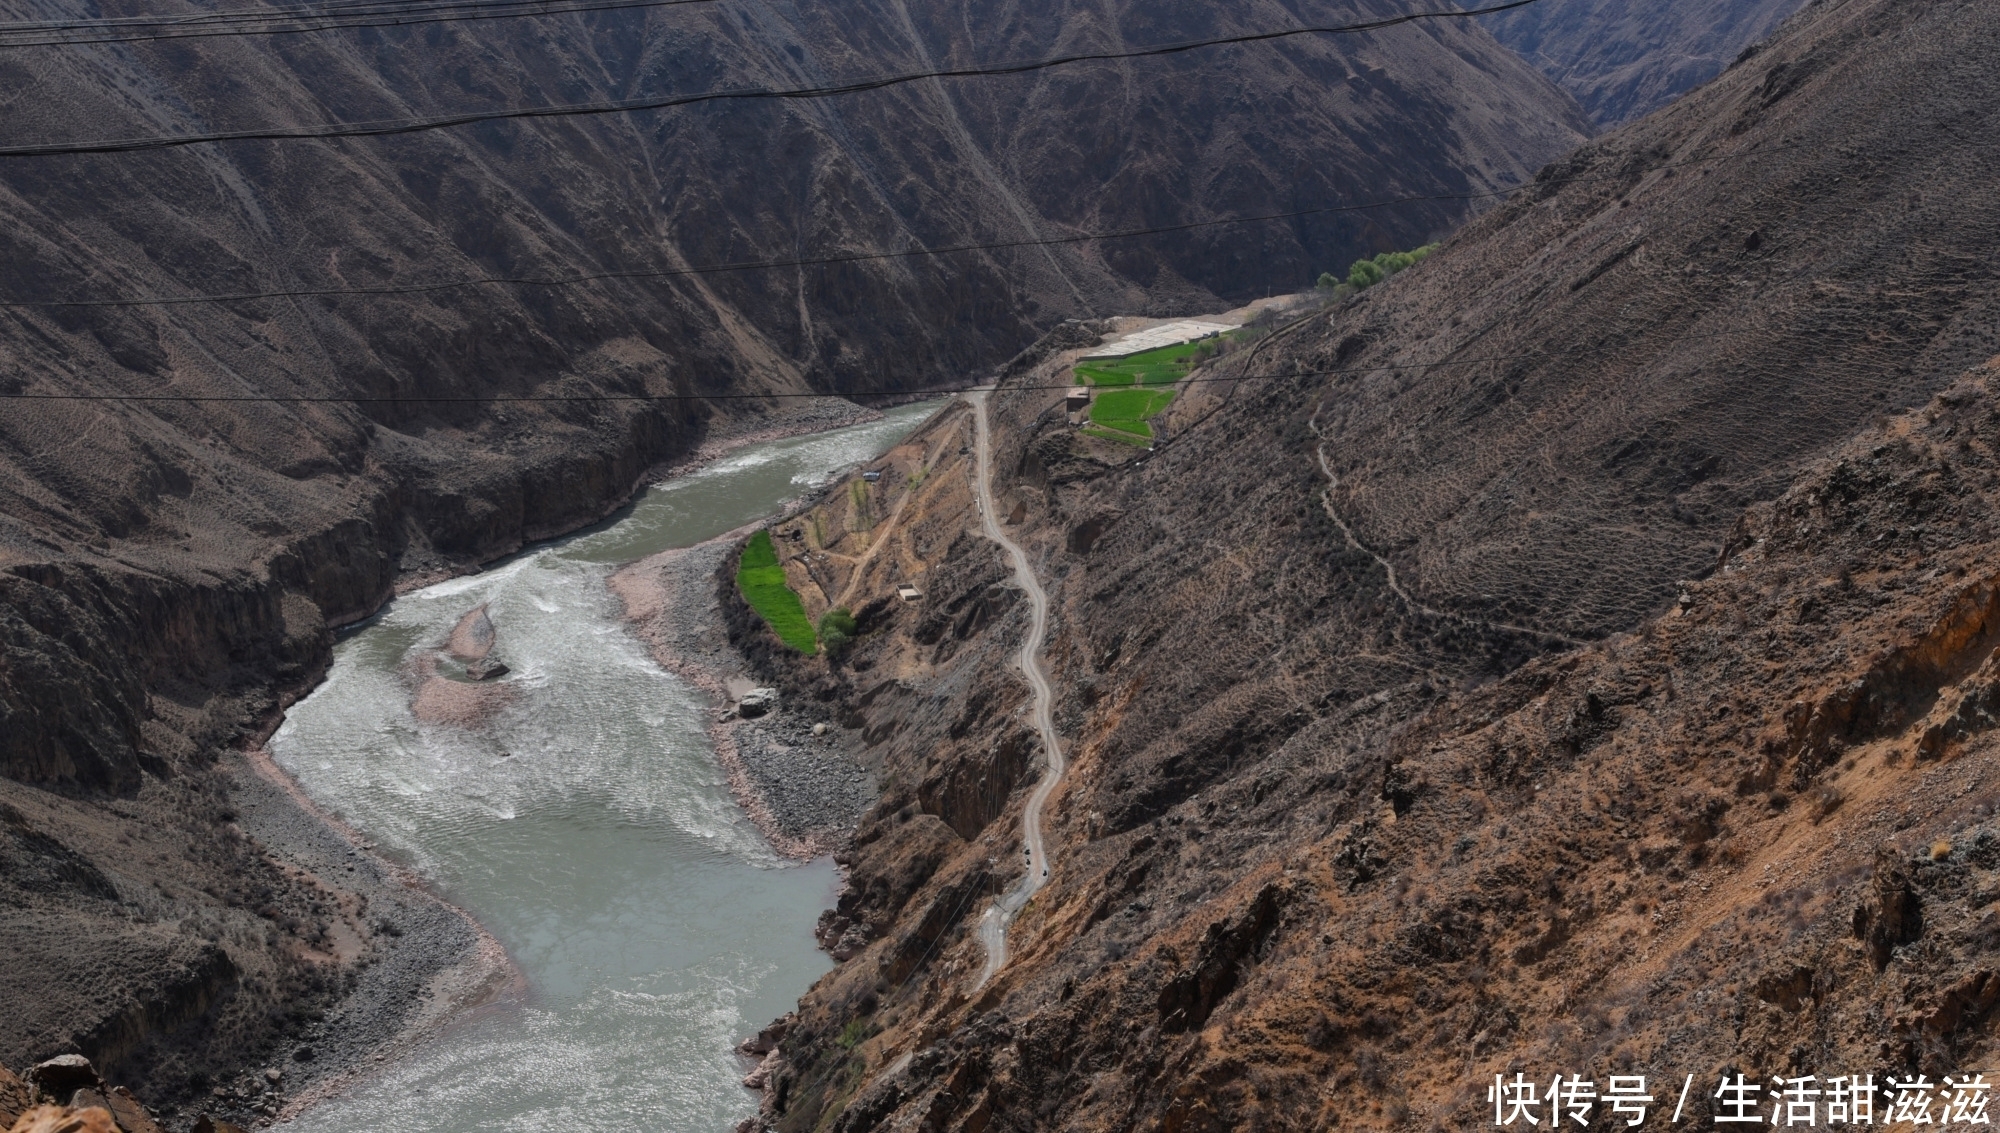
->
1484, 0, 1808, 123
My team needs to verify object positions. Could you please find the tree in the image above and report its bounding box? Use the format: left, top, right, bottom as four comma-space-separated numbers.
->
1334, 243, 1441, 293
818, 607, 858, 657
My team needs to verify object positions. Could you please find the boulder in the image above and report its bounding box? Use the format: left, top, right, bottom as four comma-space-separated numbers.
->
741, 1049, 782, 1090
104, 1088, 164, 1133
736, 1013, 793, 1056
738, 688, 779, 718
446, 605, 497, 661
25, 1059, 99, 1103
465, 659, 509, 681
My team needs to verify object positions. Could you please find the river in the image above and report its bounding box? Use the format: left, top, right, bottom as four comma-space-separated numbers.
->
270, 403, 938, 1133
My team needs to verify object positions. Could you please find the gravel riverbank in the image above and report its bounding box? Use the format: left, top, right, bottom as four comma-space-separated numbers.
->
220, 750, 514, 1129
612, 536, 875, 860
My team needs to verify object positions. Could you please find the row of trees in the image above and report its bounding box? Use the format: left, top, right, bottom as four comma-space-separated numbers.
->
1318, 243, 1440, 294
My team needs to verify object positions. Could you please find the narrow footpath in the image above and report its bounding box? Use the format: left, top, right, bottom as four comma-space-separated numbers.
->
966, 390, 1066, 990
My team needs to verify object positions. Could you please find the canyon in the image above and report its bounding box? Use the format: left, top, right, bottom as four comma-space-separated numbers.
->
1482, 0, 1810, 124
0, 0, 1592, 1112
5, 0, 1999, 1128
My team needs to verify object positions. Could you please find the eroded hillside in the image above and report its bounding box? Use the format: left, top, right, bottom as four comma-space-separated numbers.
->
737, 0, 2000, 1127
779, 359, 2000, 1129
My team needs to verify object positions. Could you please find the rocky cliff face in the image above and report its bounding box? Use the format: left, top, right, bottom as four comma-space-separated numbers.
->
1482, 0, 1809, 124
752, 0, 2000, 1127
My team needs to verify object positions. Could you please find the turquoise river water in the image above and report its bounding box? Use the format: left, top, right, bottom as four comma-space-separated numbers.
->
271, 403, 937, 1132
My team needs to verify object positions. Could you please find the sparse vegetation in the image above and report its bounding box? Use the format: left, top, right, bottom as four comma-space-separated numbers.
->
1081, 425, 1151, 447
736, 530, 817, 654
848, 479, 874, 531
835, 1018, 872, 1050
1318, 242, 1440, 294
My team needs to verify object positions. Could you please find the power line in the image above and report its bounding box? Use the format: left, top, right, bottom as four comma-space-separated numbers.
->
0, 0, 727, 48
0, 0, 1542, 155
0, 140, 1798, 310
0, 332, 1750, 404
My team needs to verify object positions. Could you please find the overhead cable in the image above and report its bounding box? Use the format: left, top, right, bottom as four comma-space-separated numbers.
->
0, 0, 1543, 154
0, 0, 726, 47
0, 331, 1754, 403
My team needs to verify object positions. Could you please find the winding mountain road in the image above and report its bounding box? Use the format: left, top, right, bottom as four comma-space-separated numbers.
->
965, 390, 1067, 991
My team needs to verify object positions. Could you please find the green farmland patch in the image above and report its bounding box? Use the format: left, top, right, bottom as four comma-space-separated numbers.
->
1088, 388, 1175, 441
1073, 340, 1215, 388
737, 529, 817, 653
1072, 334, 1233, 449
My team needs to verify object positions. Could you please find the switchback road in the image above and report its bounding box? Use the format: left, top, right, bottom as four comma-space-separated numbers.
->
966, 390, 1066, 990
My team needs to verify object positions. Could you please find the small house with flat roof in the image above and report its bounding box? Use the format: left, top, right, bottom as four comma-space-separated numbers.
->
1066, 387, 1091, 423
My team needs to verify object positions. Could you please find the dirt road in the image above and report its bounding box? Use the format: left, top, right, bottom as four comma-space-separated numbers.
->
966, 390, 1066, 990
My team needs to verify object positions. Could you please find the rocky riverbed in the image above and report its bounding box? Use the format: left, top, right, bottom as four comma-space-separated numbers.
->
613, 535, 875, 860
223, 749, 511, 1129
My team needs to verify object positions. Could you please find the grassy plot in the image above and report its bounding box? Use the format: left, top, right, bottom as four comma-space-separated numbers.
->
1073, 334, 1232, 447
737, 529, 817, 653
1073, 340, 1214, 387
1088, 388, 1175, 440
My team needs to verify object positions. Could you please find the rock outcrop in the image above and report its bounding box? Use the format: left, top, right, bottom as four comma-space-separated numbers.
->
445, 607, 497, 664
0, 1059, 168, 1133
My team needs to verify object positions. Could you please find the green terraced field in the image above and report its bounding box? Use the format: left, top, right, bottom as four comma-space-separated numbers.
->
1073, 334, 1236, 446
1088, 388, 1176, 440
1073, 340, 1212, 387
736, 529, 817, 653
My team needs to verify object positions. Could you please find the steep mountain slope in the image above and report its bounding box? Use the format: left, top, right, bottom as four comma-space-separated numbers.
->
1483, 0, 1808, 123
0, 0, 1590, 791
0, 0, 1592, 1105
744, 0, 2000, 1128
